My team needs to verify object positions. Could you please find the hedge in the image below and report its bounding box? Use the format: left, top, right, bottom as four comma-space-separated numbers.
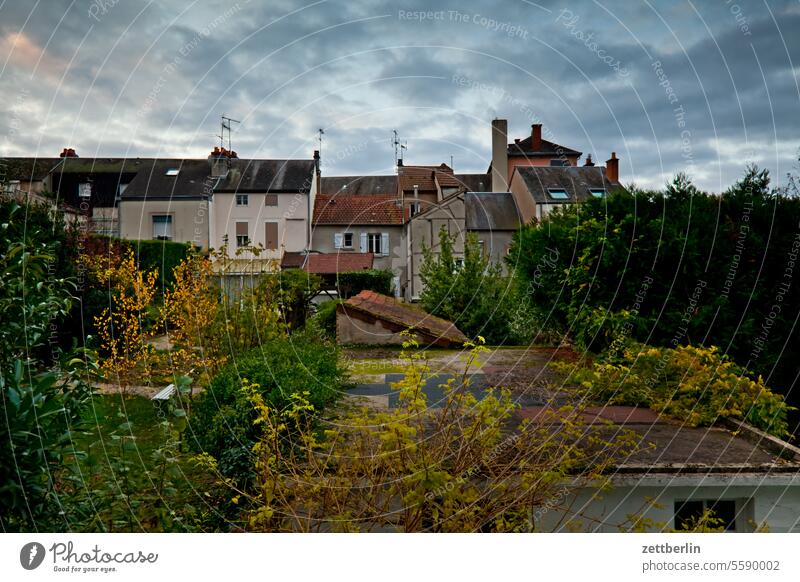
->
336, 269, 393, 299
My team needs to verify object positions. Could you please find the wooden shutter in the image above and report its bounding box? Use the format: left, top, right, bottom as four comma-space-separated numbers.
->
360, 232, 367, 253
334, 233, 343, 249
381, 232, 389, 256
265, 222, 278, 250
265, 194, 278, 206
235, 222, 248, 236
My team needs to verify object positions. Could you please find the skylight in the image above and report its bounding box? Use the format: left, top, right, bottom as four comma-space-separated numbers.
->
165, 168, 179, 176
589, 188, 606, 198
548, 189, 569, 200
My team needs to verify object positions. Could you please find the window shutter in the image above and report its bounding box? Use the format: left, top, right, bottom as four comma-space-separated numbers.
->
334, 232, 343, 249
236, 222, 248, 236
265, 222, 278, 250
360, 232, 367, 253
381, 232, 389, 256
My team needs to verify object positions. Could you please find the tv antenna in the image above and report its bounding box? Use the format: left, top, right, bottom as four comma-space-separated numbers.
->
318, 128, 325, 160
392, 130, 407, 167
221, 114, 240, 152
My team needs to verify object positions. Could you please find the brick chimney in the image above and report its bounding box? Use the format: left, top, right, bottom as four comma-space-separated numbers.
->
59, 147, 78, 158
491, 118, 508, 192
584, 154, 595, 167
531, 124, 542, 151
605, 152, 619, 183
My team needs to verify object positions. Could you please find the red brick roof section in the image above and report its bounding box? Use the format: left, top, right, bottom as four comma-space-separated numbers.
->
302, 253, 374, 274
344, 290, 468, 345
313, 194, 404, 225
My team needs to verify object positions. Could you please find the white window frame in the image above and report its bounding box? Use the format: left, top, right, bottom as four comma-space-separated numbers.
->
152, 214, 173, 241
236, 194, 249, 206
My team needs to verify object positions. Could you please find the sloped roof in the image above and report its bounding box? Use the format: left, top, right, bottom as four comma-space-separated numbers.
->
214, 159, 315, 192
455, 173, 491, 192
509, 135, 582, 158
465, 192, 521, 231
398, 163, 462, 193
51, 157, 148, 174
313, 194, 404, 225
121, 160, 216, 200
321, 175, 397, 196
303, 252, 373, 274
343, 290, 467, 345
1, 157, 61, 181
514, 166, 622, 204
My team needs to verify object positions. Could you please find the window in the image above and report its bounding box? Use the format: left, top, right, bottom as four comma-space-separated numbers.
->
265, 222, 278, 250
334, 232, 354, 249
366, 233, 390, 255
265, 194, 278, 206
549, 159, 569, 167
235, 221, 249, 247
674, 499, 737, 531
79, 183, 92, 198
547, 189, 570, 200
454, 258, 464, 270
152, 215, 173, 240
478, 240, 486, 256
589, 188, 606, 198
165, 168, 179, 176
236, 194, 249, 206
410, 201, 422, 217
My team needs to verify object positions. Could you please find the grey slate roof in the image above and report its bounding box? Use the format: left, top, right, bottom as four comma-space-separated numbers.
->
214, 159, 315, 193
515, 166, 622, 204
1, 157, 60, 181
465, 192, 521, 231
454, 173, 490, 192
121, 160, 216, 201
321, 175, 397, 196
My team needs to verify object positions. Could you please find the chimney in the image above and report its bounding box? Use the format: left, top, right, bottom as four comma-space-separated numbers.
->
208, 146, 229, 178
491, 118, 509, 192
531, 124, 542, 151
59, 147, 78, 158
313, 149, 321, 196
605, 152, 619, 183
584, 154, 595, 167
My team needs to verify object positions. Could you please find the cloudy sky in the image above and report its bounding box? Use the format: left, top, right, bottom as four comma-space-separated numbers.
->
1, 0, 798, 190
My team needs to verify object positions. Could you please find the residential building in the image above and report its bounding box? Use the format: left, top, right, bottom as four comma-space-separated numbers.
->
509, 157, 622, 223
209, 149, 318, 265
119, 159, 214, 248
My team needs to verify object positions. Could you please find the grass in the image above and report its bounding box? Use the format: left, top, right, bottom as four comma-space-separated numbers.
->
63, 393, 218, 532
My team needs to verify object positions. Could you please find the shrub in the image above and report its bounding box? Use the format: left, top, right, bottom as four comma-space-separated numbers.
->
556, 343, 793, 436
190, 333, 345, 481
314, 299, 343, 337
336, 269, 393, 299
420, 227, 523, 344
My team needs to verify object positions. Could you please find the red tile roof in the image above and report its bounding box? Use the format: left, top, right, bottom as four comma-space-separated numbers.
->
343, 290, 467, 345
398, 163, 462, 192
302, 252, 373, 274
313, 194, 404, 225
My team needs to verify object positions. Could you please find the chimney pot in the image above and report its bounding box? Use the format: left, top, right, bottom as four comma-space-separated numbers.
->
531, 124, 542, 151
584, 154, 595, 167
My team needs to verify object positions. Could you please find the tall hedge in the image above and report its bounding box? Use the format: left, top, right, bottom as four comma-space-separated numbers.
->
509, 167, 800, 404
336, 269, 393, 299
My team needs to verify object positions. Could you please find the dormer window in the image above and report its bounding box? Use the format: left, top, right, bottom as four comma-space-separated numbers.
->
589, 188, 606, 198
165, 168, 179, 176
547, 189, 569, 200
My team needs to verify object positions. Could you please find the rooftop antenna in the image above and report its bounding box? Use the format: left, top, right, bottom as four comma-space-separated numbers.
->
221, 114, 240, 152
392, 130, 407, 168
318, 128, 325, 162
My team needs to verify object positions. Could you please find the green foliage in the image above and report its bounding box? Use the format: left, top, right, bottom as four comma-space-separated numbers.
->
336, 269, 393, 299
420, 227, 527, 344
314, 299, 343, 337
0, 197, 94, 530
511, 166, 800, 398
555, 343, 793, 436
190, 333, 345, 483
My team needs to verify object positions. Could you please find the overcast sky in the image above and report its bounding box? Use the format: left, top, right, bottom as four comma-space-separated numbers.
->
1, 0, 798, 190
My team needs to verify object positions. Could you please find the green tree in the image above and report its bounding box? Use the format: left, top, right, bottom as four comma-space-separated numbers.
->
420, 227, 522, 344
